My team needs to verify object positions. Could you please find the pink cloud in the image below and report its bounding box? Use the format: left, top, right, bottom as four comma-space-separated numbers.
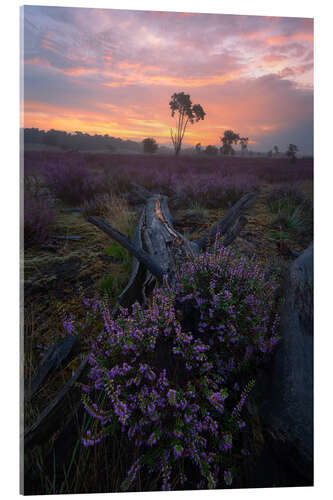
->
23, 7, 313, 153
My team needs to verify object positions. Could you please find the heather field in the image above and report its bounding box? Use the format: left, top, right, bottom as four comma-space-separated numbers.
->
23, 150, 313, 494
20, 4, 316, 495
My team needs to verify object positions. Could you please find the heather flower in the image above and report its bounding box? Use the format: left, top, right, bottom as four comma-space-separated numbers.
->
24, 190, 55, 248
173, 444, 184, 458
79, 239, 280, 491
224, 470, 233, 486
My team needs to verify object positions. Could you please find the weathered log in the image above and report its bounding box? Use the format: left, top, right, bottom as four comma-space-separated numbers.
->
25, 335, 78, 401
221, 215, 248, 247
86, 214, 166, 283
244, 242, 314, 487
194, 191, 258, 250
123, 182, 154, 205
264, 242, 313, 483
24, 358, 88, 449
86, 192, 257, 313
86, 195, 200, 285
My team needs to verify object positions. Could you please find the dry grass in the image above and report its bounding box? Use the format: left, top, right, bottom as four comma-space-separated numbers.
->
81, 194, 134, 237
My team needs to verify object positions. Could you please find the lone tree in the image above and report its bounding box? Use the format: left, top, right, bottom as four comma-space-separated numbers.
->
286, 144, 298, 163
239, 137, 249, 155
142, 137, 158, 154
220, 130, 240, 155
195, 142, 202, 154
273, 145, 279, 156
169, 92, 205, 156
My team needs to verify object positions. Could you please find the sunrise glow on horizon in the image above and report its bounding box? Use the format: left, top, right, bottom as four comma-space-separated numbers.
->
22, 6, 314, 153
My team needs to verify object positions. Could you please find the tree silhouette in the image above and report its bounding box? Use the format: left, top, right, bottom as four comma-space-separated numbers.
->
220, 130, 240, 155
286, 144, 298, 163
23, 128, 141, 153
239, 137, 249, 155
142, 137, 158, 154
205, 145, 218, 156
169, 92, 205, 156
273, 145, 279, 156
195, 143, 202, 154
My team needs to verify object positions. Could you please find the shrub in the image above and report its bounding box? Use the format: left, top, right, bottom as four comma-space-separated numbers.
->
24, 191, 55, 248
267, 185, 313, 239
142, 138, 158, 154
174, 173, 259, 208
76, 242, 280, 491
204, 145, 219, 156
267, 185, 312, 213
43, 161, 99, 204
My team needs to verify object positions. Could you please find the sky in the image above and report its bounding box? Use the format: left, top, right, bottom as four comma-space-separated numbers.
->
22, 6, 314, 154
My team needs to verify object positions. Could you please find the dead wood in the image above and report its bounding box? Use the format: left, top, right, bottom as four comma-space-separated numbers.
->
24, 358, 88, 449
194, 191, 258, 250
25, 335, 78, 402
86, 214, 166, 283
221, 215, 248, 247
86, 192, 257, 312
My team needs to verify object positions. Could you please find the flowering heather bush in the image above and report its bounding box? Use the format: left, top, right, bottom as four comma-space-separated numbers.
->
173, 173, 259, 208
25, 151, 312, 210
43, 160, 101, 204
24, 190, 55, 248
77, 243, 280, 491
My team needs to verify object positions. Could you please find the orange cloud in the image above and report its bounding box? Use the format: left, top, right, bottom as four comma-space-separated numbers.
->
102, 67, 244, 88
263, 55, 286, 63
267, 32, 313, 45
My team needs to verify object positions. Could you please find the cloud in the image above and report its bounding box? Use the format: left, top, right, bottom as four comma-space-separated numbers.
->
22, 6, 314, 154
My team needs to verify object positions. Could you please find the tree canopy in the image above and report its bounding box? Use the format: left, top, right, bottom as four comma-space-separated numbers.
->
169, 92, 205, 155
220, 130, 240, 155
142, 137, 158, 154
286, 144, 299, 163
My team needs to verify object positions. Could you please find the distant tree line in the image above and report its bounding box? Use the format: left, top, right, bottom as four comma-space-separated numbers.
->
267, 144, 299, 162
194, 130, 249, 157
23, 128, 142, 152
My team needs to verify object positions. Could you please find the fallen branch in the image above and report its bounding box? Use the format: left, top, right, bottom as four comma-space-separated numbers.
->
194, 191, 258, 250
24, 358, 88, 449
25, 335, 78, 402
222, 215, 248, 247
86, 214, 166, 283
